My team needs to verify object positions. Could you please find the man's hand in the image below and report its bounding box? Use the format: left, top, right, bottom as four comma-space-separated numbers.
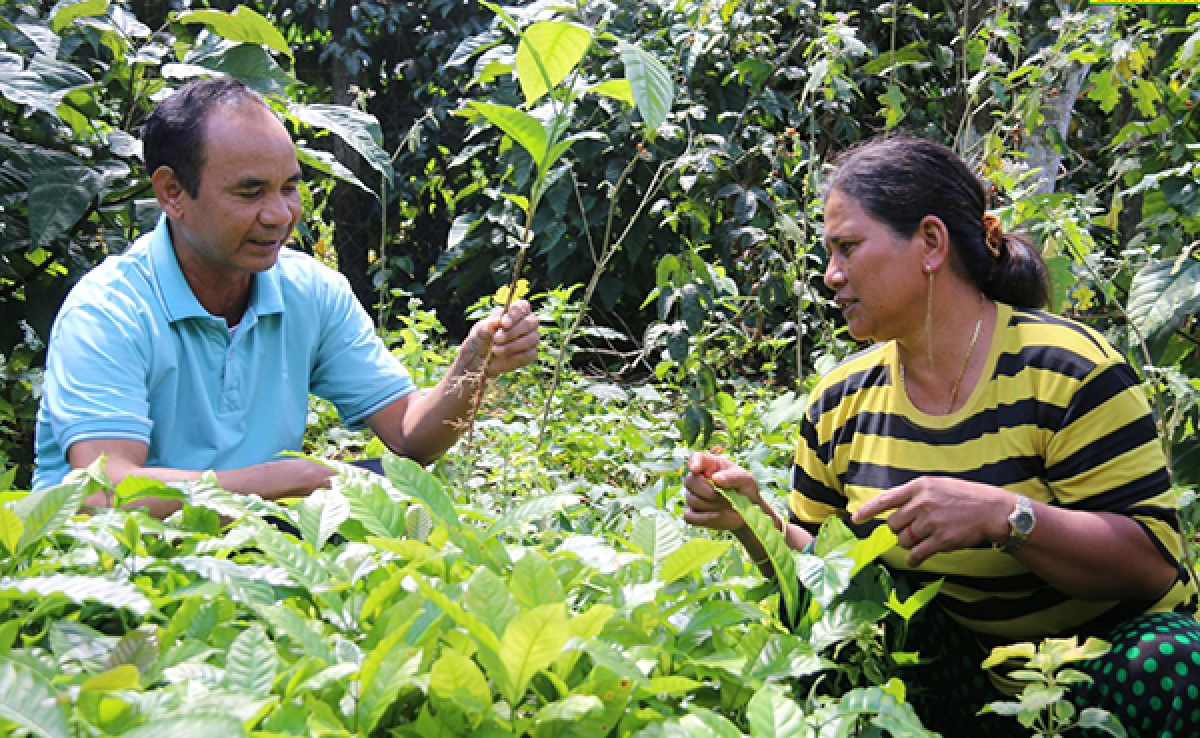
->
461, 299, 540, 377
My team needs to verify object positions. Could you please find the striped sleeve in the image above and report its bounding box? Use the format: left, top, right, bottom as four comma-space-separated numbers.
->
791, 408, 845, 534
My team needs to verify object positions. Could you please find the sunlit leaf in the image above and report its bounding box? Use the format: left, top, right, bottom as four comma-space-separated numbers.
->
618, 41, 674, 130
499, 603, 570, 705
429, 649, 492, 719
296, 489, 349, 550
0, 574, 151, 616
658, 538, 730, 584
746, 684, 805, 737
848, 523, 897, 576
0, 659, 68, 738
223, 625, 277, 697
177, 6, 292, 59
463, 101, 547, 165
289, 103, 393, 185
50, 0, 109, 33
514, 21, 592, 106
591, 79, 634, 105
383, 455, 460, 530
720, 489, 801, 624
0, 508, 23, 556
80, 664, 139, 693
1127, 257, 1200, 346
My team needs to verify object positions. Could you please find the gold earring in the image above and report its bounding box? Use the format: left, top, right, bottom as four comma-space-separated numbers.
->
924, 266, 935, 369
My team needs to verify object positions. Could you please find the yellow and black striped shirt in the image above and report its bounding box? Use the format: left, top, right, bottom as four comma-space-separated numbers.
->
791, 302, 1197, 645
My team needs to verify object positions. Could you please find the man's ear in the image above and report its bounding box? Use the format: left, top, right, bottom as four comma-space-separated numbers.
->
151, 166, 187, 219
916, 214, 951, 272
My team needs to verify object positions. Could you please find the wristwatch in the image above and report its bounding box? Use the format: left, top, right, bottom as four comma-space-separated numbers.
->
998, 494, 1035, 554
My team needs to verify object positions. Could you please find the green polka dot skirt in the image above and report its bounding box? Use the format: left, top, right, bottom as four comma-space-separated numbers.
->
900, 607, 1200, 737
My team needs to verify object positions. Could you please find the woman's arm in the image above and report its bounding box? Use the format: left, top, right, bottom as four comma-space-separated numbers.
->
683, 452, 815, 578
852, 477, 1178, 601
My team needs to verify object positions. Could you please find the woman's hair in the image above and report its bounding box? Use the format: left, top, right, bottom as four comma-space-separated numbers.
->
140, 76, 270, 198
826, 135, 1050, 309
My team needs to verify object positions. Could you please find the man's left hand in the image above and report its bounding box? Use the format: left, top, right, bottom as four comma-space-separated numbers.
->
462, 299, 540, 377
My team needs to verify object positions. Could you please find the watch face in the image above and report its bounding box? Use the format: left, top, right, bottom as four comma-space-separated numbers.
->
1012, 509, 1035, 536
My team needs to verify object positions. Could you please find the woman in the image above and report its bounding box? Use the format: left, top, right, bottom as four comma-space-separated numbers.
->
684, 136, 1199, 737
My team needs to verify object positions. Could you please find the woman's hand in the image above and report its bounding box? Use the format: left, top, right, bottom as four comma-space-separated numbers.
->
852, 476, 1013, 566
683, 452, 768, 532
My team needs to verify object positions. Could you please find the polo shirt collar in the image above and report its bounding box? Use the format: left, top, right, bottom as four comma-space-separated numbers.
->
149, 214, 286, 323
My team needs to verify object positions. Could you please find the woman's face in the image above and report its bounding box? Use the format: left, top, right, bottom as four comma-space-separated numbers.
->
822, 189, 927, 342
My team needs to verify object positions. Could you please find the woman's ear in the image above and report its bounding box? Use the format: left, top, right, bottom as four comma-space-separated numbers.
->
151, 166, 186, 219
916, 214, 951, 272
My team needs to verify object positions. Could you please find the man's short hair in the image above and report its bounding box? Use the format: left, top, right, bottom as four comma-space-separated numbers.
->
140, 77, 270, 197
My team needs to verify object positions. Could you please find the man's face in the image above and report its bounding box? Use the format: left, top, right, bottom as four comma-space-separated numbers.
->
169, 105, 302, 283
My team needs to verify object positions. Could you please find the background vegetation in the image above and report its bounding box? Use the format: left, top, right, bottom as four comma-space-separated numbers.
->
0, 0, 1197, 735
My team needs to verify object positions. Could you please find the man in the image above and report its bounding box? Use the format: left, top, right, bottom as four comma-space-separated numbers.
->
33, 77, 538, 516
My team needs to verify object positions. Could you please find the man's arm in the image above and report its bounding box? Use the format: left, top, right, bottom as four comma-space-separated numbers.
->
367, 300, 539, 465
69, 438, 334, 518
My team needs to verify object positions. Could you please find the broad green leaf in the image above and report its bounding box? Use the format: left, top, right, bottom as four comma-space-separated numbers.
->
113, 476, 185, 507
535, 694, 604, 723
106, 629, 157, 673
173, 557, 278, 606
515, 21, 592, 106
885, 578, 942, 623
0, 659, 68, 738
223, 624, 277, 697
860, 43, 928, 75
0, 507, 23, 555
28, 165, 103, 247
641, 676, 702, 696
0, 55, 93, 117
357, 631, 421, 734
177, 6, 292, 59
383, 455, 460, 530
658, 538, 730, 584
296, 146, 373, 194
1127, 257, 1200, 345
719, 490, 800, 624
499, 603, 571, 705
296, 489, 349, 550
247, 523, 333, 590
618, 41, 674, 131
429, 649, 492, 719
488, 493, 579, 538
289, 103, 393, 185
50, 0, 109, 33
1078, 707, 1128, 737
746, 684, 805, 737
630, 512, 684, 562
339, 476, 406, 539
462, 566, 519, 637
258, 604, 333, 663
510, 550, 564, 607
749, 634, 828, 681
1045, 254, 1075, 314
120, 715, 243, 738
682, 707, 743, 738
0, 574, 151, 616
464, 101, 547, 165
359, 561, 424, 622
569, 603, 615, 640
591, 79, 634, 105
415, 577, 501, 655
848, 523, 898, 576
982, 641, 1037, 670
80, 664, 139, 693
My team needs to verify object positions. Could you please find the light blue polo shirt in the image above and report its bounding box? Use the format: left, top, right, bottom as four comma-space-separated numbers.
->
33, 216, 416, 489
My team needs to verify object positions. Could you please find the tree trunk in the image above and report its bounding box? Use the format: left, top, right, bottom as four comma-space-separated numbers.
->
329, 0, 380, 314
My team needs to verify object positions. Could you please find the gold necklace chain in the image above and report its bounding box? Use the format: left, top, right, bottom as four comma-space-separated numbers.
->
945, 297, 986, 414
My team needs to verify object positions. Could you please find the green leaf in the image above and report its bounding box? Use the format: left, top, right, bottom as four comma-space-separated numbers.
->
860, 43, 927, 75
798, 551, 856, 611
339, 476, 406, 539
514, 21, 592, 106
223, 624, 277, 697
488, 493, 579, 538
13, 480, 87, 555
1045, 255, 1075, 314
462, 566, 519, 637
357, 631, 421, 734
0, 55, 94, 118
414, 577, 501, 655
80, 664, 139, 693
119, 715, 243, 738
106, 628, 157, 673
0, 659, 69, 738
499, 603, 571, 705
885, 579, 942, 623
258, 604, 333, 663
1127, 257, 1200, 345
682, 707, 743, 738
29, 165, 104, 247
113, 476, 186, 507
50, 0, 109, 33
878, 84, 908, 128
289, 103, 393, 185
630, 512, 683, 562
509, 550, 565, 607
296, 146, 373, 194
429, 649, 493, 719
296, 489, 349, 550
719, 490, 801, 624
0, 574, 152, 616
247, 522, 333, 590
1078, 707, 1128, 737
535, 694, 604, 723
618, 41, 674, 131
0, 508, 23, 556
383, 455, 460, 530
591, 79, 634, 105
848, 523, 897, 576
658, 538, 730, 584
746, 684, 805, 737
464, 101, 548, 166
177, 6, 292, 59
